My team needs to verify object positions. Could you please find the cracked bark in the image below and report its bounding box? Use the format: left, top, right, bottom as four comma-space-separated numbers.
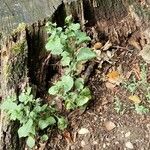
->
0, 0, 150, 149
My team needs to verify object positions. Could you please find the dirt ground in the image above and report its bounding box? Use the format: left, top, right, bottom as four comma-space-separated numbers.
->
39, 30, 150, 150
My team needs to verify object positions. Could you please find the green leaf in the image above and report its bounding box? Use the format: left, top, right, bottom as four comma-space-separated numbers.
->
18, 119, 33, 138
10, 107, 23, 121
76, 96, 90, 107
60, 32, 67, 44
65, 15, 73, 24
69, 23, 80, 31
45, 36, 63, 55
48, 85, 59, 95
64, 92, 78, 110
135, 104, 149, 114
19, 91, 33, 104
76, 87, 91, 107
26, 136, 35, 148
26, 87, 32, 95
76, 31, 91, 45
1, 99, 18, 111
57, 117, 67, 130
19, 93, 27, 103
41, 134, 49, 142
75, 78, 84, 91
65, 101, 76, 110
77, 48, 96, 62
61, 56, 71, 66
38, 117, 56, 130
61, 52, 71, 66
61, 75, 74, 92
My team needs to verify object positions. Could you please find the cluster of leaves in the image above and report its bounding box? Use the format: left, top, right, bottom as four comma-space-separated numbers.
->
0, 87, 67, 148
123, 64, 150, 114
46, 16, 96, 110
0, 16, 96, 149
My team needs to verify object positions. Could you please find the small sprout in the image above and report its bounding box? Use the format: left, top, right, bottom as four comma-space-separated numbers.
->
134, 104, 149, 114
114, 96, 122, 114
1, 87, 60, 148
46, 15, 96, 110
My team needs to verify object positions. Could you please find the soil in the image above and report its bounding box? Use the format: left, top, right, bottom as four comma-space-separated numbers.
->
42, 32, 150, 150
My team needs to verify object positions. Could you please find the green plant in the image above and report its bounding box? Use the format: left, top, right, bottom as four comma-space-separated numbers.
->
123, 76, 138, 94
0, 87, 67, 148
114, 96, 122, 114
46, 16, 96, 110
134, 104, 149, 114
122, 63, 150, 114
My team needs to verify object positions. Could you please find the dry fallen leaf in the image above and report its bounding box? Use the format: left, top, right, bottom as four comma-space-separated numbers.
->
128, 95, 141, 104
78, 128, 90, 135
128, 38, 141, 50
104, 121, 116, 131
107, 71, 122, 85
94, 42, 103, 50
63, 130, 73, 143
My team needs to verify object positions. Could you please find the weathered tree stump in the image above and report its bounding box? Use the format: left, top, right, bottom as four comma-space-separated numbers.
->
0, 0, 150, 149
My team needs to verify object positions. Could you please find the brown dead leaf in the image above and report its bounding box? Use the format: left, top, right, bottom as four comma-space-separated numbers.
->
104, 121, 116, 131
94, 42, 103, 50
128, 95, 141, 104
128, 38, 141, 50
107, 71, 122, 85
63, 130, 73, 143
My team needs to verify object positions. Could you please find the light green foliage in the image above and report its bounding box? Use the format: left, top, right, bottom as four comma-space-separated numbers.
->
134, 104, 149, 114
0, 87, 66, 148
46, 16, 96, 110
123, 76, 138, 94
122, 63, 150, 114
41, 134, 49, 142
114, 96, 122, 114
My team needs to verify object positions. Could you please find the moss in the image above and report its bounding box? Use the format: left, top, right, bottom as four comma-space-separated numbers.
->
12, 23, 26, 35
11, 41, 26, 54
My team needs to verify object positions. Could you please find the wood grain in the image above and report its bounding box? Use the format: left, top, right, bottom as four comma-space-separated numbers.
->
0, 0, 62, 35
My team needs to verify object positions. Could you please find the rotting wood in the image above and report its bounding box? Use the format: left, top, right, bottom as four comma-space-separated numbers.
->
0, 0, 62, 36
0, 0, 150, 149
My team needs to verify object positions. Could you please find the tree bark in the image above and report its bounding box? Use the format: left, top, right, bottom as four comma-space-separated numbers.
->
0, 0, 150, 149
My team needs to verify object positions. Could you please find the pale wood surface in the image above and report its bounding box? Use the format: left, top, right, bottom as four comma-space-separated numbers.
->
0, 0, 62, 35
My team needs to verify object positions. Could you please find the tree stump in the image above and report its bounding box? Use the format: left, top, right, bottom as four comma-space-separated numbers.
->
0, 0, 150, 149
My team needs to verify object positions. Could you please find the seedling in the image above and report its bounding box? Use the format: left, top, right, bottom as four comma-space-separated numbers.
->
134, 104, 149, 114
122, 63, 150, 114
123, 76, 138, 94
46, 16, 96, 110
0, 87, 67, 148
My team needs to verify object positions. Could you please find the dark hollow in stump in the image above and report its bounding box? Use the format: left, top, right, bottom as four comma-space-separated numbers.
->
0, 0, 150, 149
